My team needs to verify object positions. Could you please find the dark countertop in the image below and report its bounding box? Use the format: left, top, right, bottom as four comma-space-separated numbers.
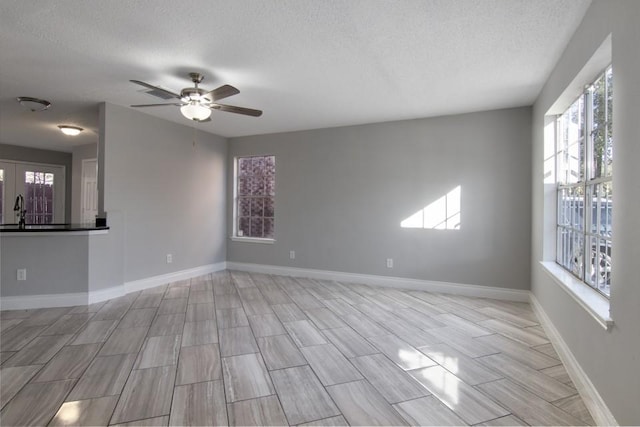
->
0, 223, 109, 233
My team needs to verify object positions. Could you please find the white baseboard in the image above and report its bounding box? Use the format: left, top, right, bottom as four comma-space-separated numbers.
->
124, 262, 226, 293
530, 294, 618, 426
226, 262, 530, 302
88, 284, 126, 305
0, 262, 227, 310
0, 292, 89, 310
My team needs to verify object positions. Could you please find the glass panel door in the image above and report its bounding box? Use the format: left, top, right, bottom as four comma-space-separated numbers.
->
15, 163, 65, 224
0, 161, 17, 224
23, 170, 55, 224
0, 168, 4, 224
1, 161, 65, 225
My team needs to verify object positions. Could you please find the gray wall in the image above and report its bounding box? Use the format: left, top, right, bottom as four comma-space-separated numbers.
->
0, 143, 73, 223
0, 234, 89, 296
88, 214, 124, 293
531, 1, 640, 423
102, 103, 228, 283
71, 143, 97, 224
228, 107, 532, 289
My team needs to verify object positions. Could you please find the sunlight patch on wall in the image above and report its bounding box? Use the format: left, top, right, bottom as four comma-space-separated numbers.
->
401, 186, 461, 230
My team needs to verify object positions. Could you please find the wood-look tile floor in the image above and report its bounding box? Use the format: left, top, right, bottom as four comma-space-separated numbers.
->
0, 271, 595, 426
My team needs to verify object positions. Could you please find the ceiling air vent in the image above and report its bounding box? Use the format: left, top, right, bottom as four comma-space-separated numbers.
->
144, 88, 175, 100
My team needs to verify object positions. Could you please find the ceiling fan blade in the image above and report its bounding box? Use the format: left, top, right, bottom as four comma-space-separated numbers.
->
211, 103, 263, 117
205, 85, 240, 102
130, 80, 181, 99
130, 103, 184, 107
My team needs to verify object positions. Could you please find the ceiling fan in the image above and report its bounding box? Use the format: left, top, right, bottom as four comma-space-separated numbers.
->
130, 72, 262, 122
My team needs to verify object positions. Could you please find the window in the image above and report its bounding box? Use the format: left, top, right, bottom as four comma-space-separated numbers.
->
235, 155, 275, 239
556, 66, 612, 297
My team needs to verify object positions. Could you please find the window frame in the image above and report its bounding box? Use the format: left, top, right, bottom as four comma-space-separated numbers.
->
231, 154, 276, 243
555, 65, 612, 298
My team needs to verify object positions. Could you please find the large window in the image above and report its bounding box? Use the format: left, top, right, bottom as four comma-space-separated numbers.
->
556, 66, 612, 297
235, 155, 275, 239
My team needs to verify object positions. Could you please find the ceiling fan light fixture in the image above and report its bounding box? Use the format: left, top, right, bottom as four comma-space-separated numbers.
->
58, 125, 83, 136
130, 73, 260, 119
181, 102, 211, 121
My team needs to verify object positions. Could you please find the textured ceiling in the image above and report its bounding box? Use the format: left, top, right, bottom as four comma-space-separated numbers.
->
0, 0, 591, 152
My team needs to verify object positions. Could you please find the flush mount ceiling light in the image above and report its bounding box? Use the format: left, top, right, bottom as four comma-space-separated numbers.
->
58, 125, 83, 136
16, 96, 51, 112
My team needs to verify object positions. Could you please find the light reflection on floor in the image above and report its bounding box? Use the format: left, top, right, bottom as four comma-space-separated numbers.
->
411, 365, 460, 407
55, 401, 81, 424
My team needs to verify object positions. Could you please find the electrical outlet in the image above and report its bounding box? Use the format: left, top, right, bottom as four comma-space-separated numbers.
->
386, 258, 393, 268
289, 250, 296, 260
166, 254, 173, 264
17, 269, 26, 281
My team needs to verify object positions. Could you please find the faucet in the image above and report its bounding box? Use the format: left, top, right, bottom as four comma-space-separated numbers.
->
13, 195, 26, 229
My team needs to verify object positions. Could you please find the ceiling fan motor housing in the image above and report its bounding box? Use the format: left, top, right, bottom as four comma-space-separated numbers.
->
180, 87, 212, 104
189, 72, 204, 84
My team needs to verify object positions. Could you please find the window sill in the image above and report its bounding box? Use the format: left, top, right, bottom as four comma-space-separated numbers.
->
540, 261, 613, 330
230, 236, 275, 244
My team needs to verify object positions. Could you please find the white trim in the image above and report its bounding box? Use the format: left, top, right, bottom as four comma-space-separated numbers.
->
540, 261, 613, 330
0, 262, 227, 310
530, 294, 618, 426
88, 284, 125, 304
230, 237, 275, 244
0, 292, 88, 310
124, 262, 227, 293
226, 262, 530, 302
